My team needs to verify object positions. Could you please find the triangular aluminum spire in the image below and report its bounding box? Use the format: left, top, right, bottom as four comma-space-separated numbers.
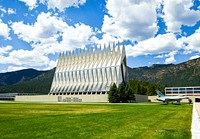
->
99, 44, 101, 55
112, 42, 116, 56
66, 51, 68, 57
108, 43, 111, 57
103, 44, 106, 57
122, 41, 126, 57
117, 42, 121, 56
72, 50, 75, 57
79, 48, 82, 56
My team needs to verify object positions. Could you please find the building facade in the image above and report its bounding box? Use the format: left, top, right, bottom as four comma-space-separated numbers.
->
165, 86, 200, 96
49, 42, 128, 99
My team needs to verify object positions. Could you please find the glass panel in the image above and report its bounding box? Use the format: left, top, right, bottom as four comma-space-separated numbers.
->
187, 91, 193, 94
194, 91, 200, 94
172, 88, 178, 91
194, 88, 200, 90
186, 88, 193, 90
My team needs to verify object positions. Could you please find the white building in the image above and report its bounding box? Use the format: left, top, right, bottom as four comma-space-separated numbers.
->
49, 42, 128, 102
165, 86, 200, 96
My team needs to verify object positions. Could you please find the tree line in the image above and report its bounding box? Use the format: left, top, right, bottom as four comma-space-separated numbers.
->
108, 82, 135, 103
108, 80, 164, 103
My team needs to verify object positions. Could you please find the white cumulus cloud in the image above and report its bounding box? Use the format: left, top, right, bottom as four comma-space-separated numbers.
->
189, 55, 200, 60
182, 27, 200, 52
0, 19, 10, 40
163, 0, 200, 32
164, 51, 177, 64
0, 45, 13, 55
12, 12, 95, 55
6, 12, 96, 71
0, 49, 49, 66
45, 0, 86, 11
102, 0, 159, 41
19, 0, 86, 11
19, 0, 38, 10
59, 23, 95, 50
12, 12, 67, 44
0, 49, 57, 72
126, 33, 182, 57
91, 33, 120, 45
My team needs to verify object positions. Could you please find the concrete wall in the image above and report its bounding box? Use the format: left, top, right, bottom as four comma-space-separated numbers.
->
15, 95, 58, 102
15, 94, 108, 103
135, 94, 148, 102
148, 96, 157, 102
15, 94, 149, 103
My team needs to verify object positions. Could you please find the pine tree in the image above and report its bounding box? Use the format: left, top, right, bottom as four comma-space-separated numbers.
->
136, 83, 141, 94
125, 83, 135, 103
141, 86, 147, 95
118, 82, 126, 103
147, 85, 156, 96
108, 83, 119, 103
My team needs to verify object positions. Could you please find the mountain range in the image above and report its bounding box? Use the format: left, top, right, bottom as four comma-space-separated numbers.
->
0, 68, 55, 94
128, 58, 200, 86
0, 69, 48, 86
0, 58, 200, 94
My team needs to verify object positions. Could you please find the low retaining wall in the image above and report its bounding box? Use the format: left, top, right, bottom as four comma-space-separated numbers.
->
135, 94, 148, 102
15, 94, 109, 102
15, 94, 148, 102
15, 95, 57, 102
148, 96, 157, 102
15, 94, 148, 103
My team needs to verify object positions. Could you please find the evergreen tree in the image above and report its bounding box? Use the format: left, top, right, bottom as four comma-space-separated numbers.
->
147, 85, 156, 96
107, 80, 164, 103
136, 83, 141, 94
125, 83, 135, 102
118, 82, 126, 103
141, 86, 147, 95
108, 83, 119, 103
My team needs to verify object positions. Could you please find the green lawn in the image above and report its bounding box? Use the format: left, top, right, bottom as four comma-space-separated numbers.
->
0, 102, 192, 139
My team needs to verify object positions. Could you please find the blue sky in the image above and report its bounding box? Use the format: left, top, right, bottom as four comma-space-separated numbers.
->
0, 0, 200, 72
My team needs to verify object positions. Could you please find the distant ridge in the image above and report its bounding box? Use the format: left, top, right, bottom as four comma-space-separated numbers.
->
0, 68, 55, 94
128, 58, 200, 87
0, 69, 48, 86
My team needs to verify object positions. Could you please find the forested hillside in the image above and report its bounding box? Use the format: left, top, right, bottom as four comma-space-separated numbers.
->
128, 58, 200, 87
0, 69, 48, 86
0, 68, 55, 94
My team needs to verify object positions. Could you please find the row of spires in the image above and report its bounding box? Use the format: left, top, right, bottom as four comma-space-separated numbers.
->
58, 42, 125, 58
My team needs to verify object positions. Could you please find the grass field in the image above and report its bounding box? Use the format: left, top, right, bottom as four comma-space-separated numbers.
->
0, 102, 192, 139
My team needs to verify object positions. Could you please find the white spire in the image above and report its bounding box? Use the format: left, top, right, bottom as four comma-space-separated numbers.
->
112, 42, 116, 57
117, 42, 121, 56
108, 42, 111, 57
103, 44, 106, 57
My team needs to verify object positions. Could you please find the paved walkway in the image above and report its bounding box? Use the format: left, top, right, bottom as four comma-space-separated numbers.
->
196, 103, 200, 117
191, 103, 200, 139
